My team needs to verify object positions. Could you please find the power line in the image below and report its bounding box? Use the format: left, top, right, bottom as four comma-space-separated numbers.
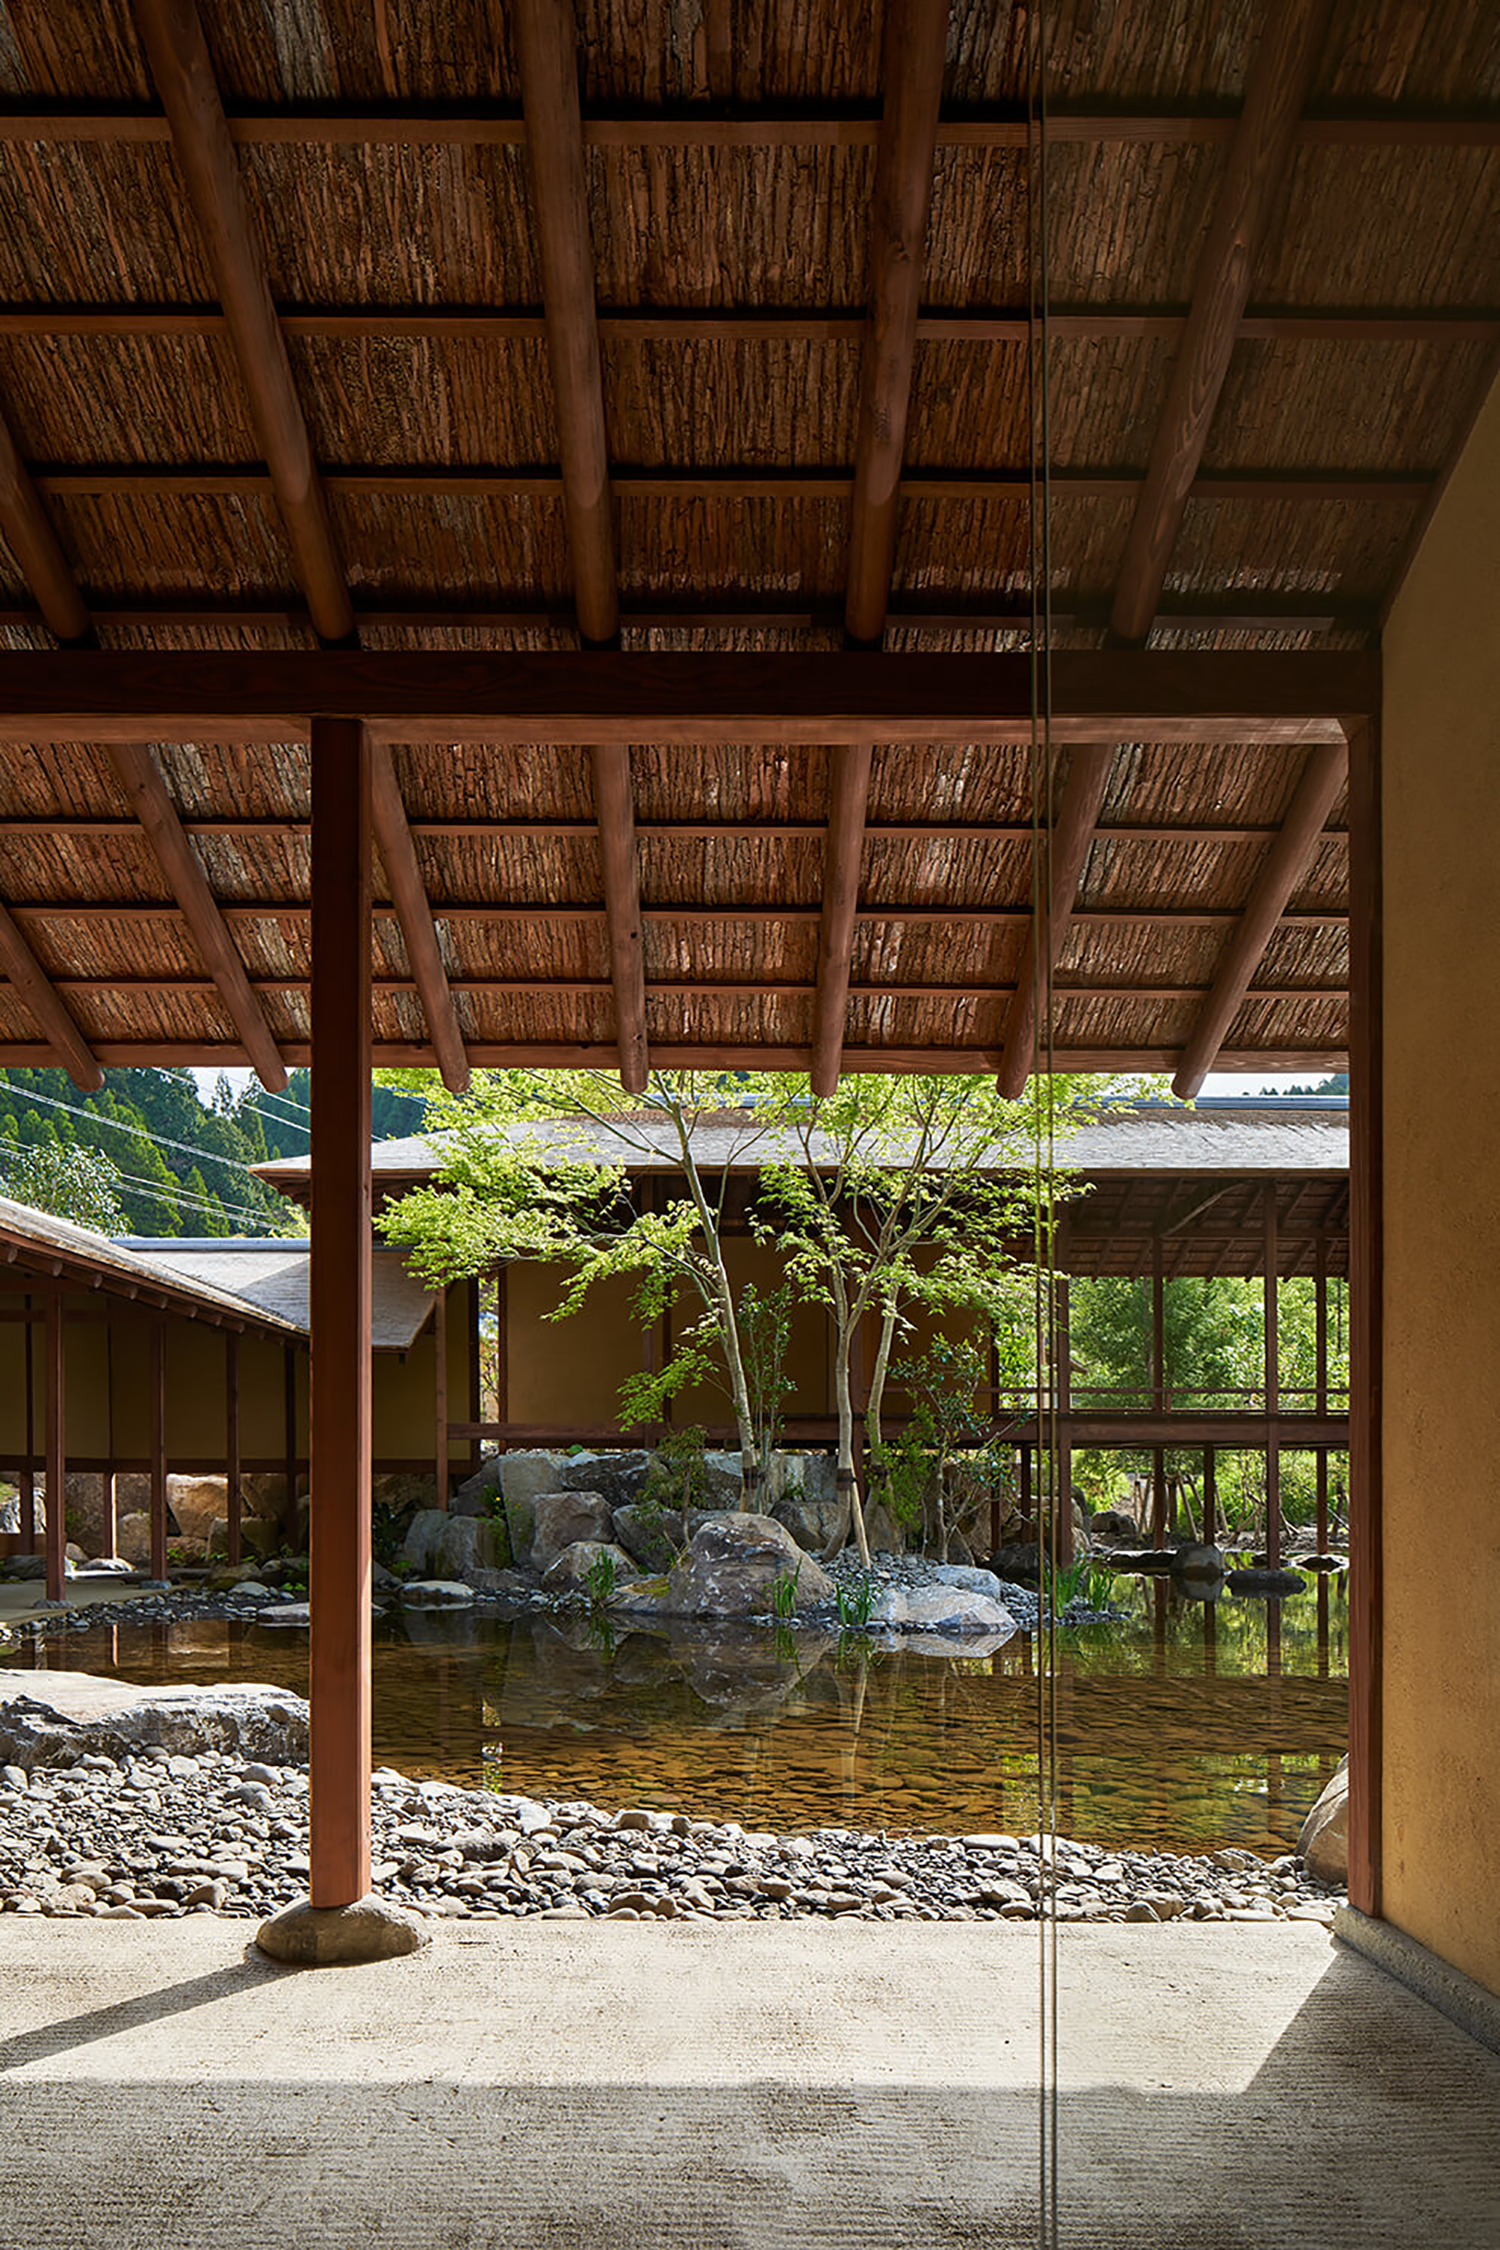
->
0, 1075, 273, 1183
0, 1151, 277, 1232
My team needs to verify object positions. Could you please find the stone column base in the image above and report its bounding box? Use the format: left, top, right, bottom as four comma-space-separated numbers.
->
256, 1893, 431, 1966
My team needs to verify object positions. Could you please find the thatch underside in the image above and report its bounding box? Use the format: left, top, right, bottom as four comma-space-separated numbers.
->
0, 0, 1493, 1081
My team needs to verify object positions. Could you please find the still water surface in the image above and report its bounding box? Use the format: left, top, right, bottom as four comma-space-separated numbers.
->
6, 1576, 1346, 1855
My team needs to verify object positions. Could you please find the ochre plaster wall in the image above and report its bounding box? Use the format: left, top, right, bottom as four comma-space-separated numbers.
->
1381, 374, 1500, 1995
506, 1263, 643, 1428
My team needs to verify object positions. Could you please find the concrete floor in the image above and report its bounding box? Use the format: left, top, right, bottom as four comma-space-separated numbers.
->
0, 1922, 1497, 2250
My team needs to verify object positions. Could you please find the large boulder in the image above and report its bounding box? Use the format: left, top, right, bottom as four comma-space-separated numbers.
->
663, 1512, 834, 1617
530, 1490, 614, 1573
449, 1452, 505, 1517
62, 1472, 107, 1555
554, 1450, 650, 1510
863, 1499, 904, 1556
611, 1501, 685, 1574
165, 1474, 228, 1541
0, 1670, 308, 1769
1090, 1508, 1139, 1547
700, 1450, 748, 1507
206, 1515, 281, 1563
769, 1450, 839, 1507
435, 1511, 508, 1579
371, 1471, 438, 1514
1172, 1541, 1225, 1578
873, 1584, 1017, 1637
541, 1539, 637, 1592
771, 1490, 847, 1555
1298, 1757, 1349, 1885
398, 1508, 450, 1576
116, 1511, 153, 1568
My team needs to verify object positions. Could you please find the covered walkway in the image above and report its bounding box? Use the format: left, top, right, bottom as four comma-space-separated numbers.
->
0, 1918, 1497, 2249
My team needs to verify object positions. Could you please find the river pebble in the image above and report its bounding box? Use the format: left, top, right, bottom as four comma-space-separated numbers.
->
0, 1752, 1342, 1927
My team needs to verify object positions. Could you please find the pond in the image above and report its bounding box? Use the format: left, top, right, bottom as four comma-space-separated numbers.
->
4, 1573, 1347, 1855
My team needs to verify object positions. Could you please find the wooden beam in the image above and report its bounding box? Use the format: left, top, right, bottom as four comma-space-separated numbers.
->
105, 740, 288, 1089
0, 101, 1494, 150
131, 0, 353, 642
308, 714, 373, 1910
0, 897, 102, 1088
844, 0, 949, 645
1172, 739, 1349, 1097
1111, 0, 1333, 644
513, 0, 617, 646
1347, 716, 1382, 1917
0, 648, 1380, 742
368, 740, 468, 1093
811, 746, 873, 1096
0, 899, 1353, 932
590, 744, 648, 1091
43, 1291, 63, 1602
997, 744, 1114, 1098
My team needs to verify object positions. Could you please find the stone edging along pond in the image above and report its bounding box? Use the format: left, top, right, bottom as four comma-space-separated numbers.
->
0, 1675, 1345, 1930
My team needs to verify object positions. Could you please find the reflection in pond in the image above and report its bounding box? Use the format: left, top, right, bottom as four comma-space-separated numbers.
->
6, 1574, 1347, 1855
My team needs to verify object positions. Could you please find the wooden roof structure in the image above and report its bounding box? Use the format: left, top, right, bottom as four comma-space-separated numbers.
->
0, 0, 1492, 1093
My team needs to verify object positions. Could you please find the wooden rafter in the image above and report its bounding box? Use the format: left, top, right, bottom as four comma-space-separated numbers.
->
0, 413, 88, 644
513, 0, 618, 648
1173, 741, 1350, 1099
591, 745, 649, 1094
1111, 0, 1333, 644
368, 743, 470, 1095
105, 741, 288, 1091
0, 898, 101, 1088
132, 0, 352, 643
996, 745, 1115, 1099
812, 747, 874, 1098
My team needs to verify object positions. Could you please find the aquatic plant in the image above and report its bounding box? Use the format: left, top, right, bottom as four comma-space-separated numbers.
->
585, 1548, 618, 1610
835, 1573, 877, 1630
770, 1560, 802, 1620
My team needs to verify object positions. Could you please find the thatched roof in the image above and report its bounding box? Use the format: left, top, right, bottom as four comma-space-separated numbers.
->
0, 2, 1492, 1086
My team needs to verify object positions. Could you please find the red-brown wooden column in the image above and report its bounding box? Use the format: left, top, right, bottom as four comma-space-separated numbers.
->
1314, 1235, 1330, 1551
1151, 1240, 1167, 1548
309, 715, 373, 1910
150, 1320, 167, 1581
1264, 1186, 1281, 1569
20, 1293, 34, 1555
1347, 714, 1382, 1919
226, 1330, 242, 1565
1055, 1276, 1074, 1565
433, 1286, 449, 1509
43, 1293, 64, 1602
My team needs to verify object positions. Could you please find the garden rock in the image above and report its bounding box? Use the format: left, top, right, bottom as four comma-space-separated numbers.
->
862, 1500, 904, 1555
541, 1540, 637, 1592
700, 1450, 749, 1507
530, 1490, 614, 1573
664, 1512, 834, 1617
1090, 1509, 1139, 1546
611, 1502, 684, 1573
928, 1563, 1007, 1599
434, 1513, 508, 1580
257, 1603, 311, 1627
555, 1450, 650, 1510
0, 1671, 308, 1767
872, 1585, 1016, 1637
165, 1475, 227, 1541
448, 1454, 503, 1516
206, 1515, 280, 1562
400, 1580, 474, 1607
1298, 1757, 1348, 1885
1172, 1542, 1225, 1577
1227, 1566, 1307, 1597
115, 1512, 153, 1568
771, 1491, 846, 1555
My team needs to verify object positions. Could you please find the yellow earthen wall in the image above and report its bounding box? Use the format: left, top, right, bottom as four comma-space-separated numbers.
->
1381, 373, 1500, 1995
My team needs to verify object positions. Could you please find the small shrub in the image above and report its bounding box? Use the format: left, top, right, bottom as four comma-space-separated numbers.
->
770, 1560, 802, 1620
585, 1548, 618, 1610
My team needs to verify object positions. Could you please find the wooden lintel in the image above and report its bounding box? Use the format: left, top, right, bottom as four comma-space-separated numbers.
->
514, 0, 618, 646
1111, 1, 1334, 643
1173, 740, 1350, 1098
811, 745, 873, 1096
105, 739, 288, 1089
132, 0, 353, 642
0, 648, 1379, 742
0, 896, 102, 1088
369, 740, 469, 1092
590, 744, 648, 1092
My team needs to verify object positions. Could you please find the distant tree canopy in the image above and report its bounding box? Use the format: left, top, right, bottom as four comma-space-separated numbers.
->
0, 1067, 329, 1238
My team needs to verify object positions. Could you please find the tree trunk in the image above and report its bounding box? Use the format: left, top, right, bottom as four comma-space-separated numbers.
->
822, 1322, 872, 1567
865, 1296, 898, 1457
678, 1146, 761, 1504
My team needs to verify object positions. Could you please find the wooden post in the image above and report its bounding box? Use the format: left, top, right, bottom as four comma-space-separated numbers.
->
283, 1342, 298, 1521
43, 1293, 64, 1602
434, 1286, 449, 1509
1203, 1446, 1216, 1545
1315, 1233, 1329, 1552
150, 1319, 167, 1582
1151, 1237, 1167, 1548
466, 1276, 481, 1472
1019, 1441, 1032, 1538
494, 1266, 508, 1448
308, 714, 373, 1911
1347, 713, 1382, 1918
1052, 1277, 1074, 1567
20, 1291, 34, 1554
226, 1330, 241, 1565
1264, 1184, 1281, 1570
103, 1319, 118, 1559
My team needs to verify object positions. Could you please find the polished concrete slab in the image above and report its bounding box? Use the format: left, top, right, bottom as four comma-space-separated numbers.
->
0, 1919, 1497, 2249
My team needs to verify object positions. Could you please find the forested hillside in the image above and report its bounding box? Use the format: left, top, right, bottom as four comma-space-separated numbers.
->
0, 1067, 427, 1239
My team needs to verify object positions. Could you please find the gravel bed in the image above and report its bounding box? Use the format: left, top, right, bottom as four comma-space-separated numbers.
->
0, 1749, 1343, 1929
